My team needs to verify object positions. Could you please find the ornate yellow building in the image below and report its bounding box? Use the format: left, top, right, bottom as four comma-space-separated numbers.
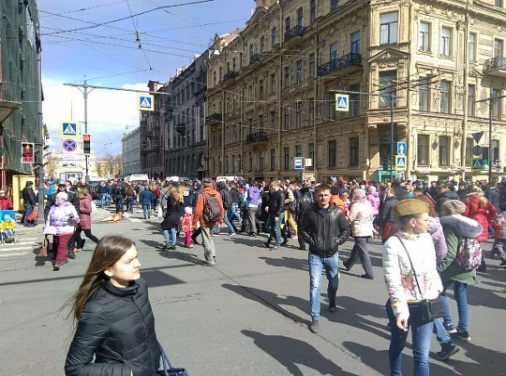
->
206, 0, 506, 182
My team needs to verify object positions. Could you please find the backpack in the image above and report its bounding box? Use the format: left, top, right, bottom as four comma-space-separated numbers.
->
202, 192, 221, 222
220, 190, 232, 209
456, 238, 482, 270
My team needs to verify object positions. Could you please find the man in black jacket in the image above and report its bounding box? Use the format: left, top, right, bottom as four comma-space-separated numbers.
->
263, 181, 285, 250
21, 181, 37, 226
300, 183, 350, 334
296, 181, 315, 250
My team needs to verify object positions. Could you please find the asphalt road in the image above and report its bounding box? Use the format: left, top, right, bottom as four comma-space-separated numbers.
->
1, 206, 505, 375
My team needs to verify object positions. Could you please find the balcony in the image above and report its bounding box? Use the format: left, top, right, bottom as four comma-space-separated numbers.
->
283, 26, 306, 47
246, 131, 268, 144
176, 122, 186, 135
223, 70, 238, 83
317, 53, 362, 77
249, 53, 262, 65
484, 57, 506, 78
206, 113, 222, 124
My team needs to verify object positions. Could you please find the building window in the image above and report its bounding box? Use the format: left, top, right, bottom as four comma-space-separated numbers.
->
349, 137, 359, 167
270, 111, 276, 131
260, 36, 266, 53
310, 0, 316, 24
379, 71, 397, 108
259, 152, 265, 171
284, 106, 290, 130
492, 88, 502, 120
284, 66, 291, 87
494, 38, 504, 58
308, 143, 315, 166
309, 53, 316, 77
295, 145, 302, 157
380, 12, 398, 45
417, 135, 429, 166
330, 42, 338, 65
467, 84, 475, 116
295, 101, 302, 129
284, 147, 290, 169
329, 92, 336, 120
330, 0, 339, 11
440, 81, 450, 113
419, 77, 429, 111
271, 27, 278, 47
468, 33, 476, 61
259, 115, 264, 132
328, 140, 336, 167
496, 0, 503, 7
441, 27, 451, 56
270, 73, 276, 94
259, 80, 264, 99
351, 32, 361, 55
350, 84, 360, 116
296, 60, 303, 84
297, 7, 303, 27
270, 149, 276, 170
419, 22, 430, 52
285, 16, 291, 34
438, 136, 450, 167
465, 137, 473, 167
309, 99, 315, 126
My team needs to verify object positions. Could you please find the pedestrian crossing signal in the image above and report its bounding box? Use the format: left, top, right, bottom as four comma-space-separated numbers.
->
21, 142, 34, 164
83, 134, 91, 155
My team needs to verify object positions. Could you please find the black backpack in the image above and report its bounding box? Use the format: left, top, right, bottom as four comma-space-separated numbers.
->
220, 190, 233, 209
202, 192, 221, 222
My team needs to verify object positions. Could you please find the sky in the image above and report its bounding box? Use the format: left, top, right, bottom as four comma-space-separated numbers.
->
40, 0, 255, 157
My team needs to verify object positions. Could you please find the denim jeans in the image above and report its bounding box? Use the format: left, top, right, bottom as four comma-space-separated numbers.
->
386, 299, 433, 376
99, 194, 107, 208
115, 197, 124, 213
229, 203, 241, 221
214, 210, 236, 235
433, 319, 452, 345
163, 228, 177, 246
142, 203, 152, 219
308, 252, 339, 321
440, 280, 469, 332
266, 212, 284, 246
125, 196, 134, 212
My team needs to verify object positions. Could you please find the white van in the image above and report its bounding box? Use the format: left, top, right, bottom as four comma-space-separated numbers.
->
216, 176, 244, 183
128, 174, 150, 184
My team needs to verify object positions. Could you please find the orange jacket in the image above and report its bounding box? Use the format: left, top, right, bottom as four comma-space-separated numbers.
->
330, 195, 348, 216
192, 187, 224, 227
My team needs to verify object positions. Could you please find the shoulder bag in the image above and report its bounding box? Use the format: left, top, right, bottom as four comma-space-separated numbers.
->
156, 342, 188, 376
395, 236, 445, 325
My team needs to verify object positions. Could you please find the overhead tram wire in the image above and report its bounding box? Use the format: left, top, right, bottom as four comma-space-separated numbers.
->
126, 0, 153, 70
40, 0, 216, 36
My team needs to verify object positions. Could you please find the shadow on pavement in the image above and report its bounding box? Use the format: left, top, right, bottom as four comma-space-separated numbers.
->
243, 330, 357, 376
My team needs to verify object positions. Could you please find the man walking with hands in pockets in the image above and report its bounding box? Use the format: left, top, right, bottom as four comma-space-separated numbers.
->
300, 183, 350, 333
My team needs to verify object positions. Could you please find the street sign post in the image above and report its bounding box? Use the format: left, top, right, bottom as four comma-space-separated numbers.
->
294, 157, 303, 170
335, 94, 349, 112
138, 94, 154, 111
396, 142, 407, 155
60, 121, 78, 139
395, 155, 407, 171
471, 158, 483, 170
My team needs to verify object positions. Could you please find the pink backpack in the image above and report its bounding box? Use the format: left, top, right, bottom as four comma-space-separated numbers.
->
456, 238, 482, 270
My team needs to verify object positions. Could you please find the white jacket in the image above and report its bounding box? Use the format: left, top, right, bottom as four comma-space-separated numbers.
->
349, 200, 374, 237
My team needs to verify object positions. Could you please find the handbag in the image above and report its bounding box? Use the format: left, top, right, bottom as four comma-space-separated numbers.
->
27, 208, 39, 222
38, 237, 48, 257
43, 221, 57, 235
395, 236, 445, 324
156, 343, 188, 376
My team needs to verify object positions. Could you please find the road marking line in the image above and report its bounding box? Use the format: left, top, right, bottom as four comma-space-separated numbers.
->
0, 252, 28, 257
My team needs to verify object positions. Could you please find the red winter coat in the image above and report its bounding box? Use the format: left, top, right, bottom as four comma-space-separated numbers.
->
78, 194, 93, 230
463, 194, 497, 242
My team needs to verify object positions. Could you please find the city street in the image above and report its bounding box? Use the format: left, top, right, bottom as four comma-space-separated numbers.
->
0, 206, 505, 376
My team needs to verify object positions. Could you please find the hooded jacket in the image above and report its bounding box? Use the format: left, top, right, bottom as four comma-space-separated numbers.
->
439, 214, 483, 284
366, 189, 381, 216
65, 278, 160, 376
463, 193, 496, 241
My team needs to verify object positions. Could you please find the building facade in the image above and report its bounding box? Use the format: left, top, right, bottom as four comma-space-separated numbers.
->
121, 126, 141, 176
205, 0, 506, 183
0, 0, 42, 189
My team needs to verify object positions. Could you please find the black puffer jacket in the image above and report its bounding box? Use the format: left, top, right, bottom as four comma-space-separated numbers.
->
296, 187, 314, 221
65, 278, 160, 376
300, 203, 350, 258
267, 189, 285, 217
377, 195, 399, 227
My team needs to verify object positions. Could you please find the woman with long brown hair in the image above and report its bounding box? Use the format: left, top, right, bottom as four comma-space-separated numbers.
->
65, 235, 161, 375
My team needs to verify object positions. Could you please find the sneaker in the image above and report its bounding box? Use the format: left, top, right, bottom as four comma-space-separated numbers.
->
213, 234, 219, 237
299, 245, 306, 250
435, 343, 460, 361
263, 242, 271, 248
361, 274, 374, 280
272, 245, 279, 250
309, 320, 319, 333
329, 300, 336, 313
443, 322, 457, 334
452, 329, 471, 342
230, 232, 236, 236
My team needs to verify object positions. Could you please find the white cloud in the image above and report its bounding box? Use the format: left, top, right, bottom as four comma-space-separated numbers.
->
42, 79, 146, 157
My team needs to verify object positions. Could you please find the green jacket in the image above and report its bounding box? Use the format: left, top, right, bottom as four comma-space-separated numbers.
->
438, 215, 482, 285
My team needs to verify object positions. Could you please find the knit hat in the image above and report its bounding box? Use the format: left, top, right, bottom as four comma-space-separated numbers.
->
184, 206, 193, 215
395, 199, 429, 217
441, 199, 466, 215
368, 186, 376, 193
56, 192, 68, 201
3, 214, 11, 221
351, 189, 366, 202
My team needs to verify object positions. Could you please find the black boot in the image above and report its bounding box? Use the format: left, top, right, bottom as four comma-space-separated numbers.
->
68, 248, 76, 259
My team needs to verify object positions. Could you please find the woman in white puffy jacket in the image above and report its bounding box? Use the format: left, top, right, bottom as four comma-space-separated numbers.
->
343, 189, 375, 279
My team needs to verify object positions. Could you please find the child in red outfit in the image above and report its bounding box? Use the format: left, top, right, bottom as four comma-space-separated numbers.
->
180, 207, 194, 248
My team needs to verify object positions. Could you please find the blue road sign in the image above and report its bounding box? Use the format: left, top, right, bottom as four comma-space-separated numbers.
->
335, 94, 349, 112
397, 142, 407, 155
138, 94, 154, 111
63, 139, 77, 152
294, 157, 303, 170
61, 122, 77, 137
395, 155, 407, 171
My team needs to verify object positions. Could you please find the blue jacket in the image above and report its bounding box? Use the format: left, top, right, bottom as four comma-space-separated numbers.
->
139, 189, 154, 205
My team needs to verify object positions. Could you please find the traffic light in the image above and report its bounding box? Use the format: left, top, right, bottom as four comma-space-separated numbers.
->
83, 134, 91, 154
21, 142, 34, 163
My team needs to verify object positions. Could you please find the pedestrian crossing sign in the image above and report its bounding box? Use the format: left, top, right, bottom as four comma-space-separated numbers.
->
335, 94, 349, 112
471, 158, 483, 170
60, 121, 79, 139
395, 155, 407, 171
138, 94, 154, 112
